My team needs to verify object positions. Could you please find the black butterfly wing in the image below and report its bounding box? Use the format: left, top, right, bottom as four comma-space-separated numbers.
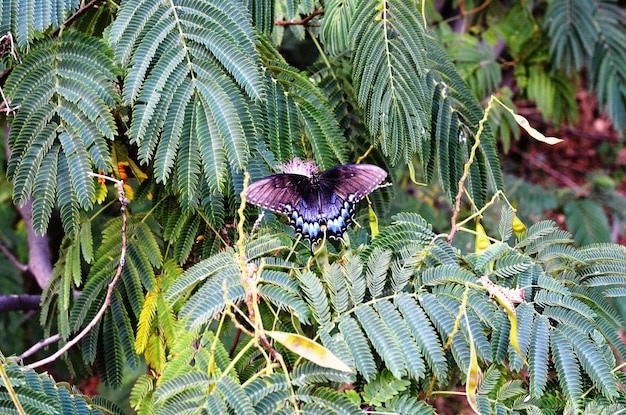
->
300, 164, 386, 243
246, 164, 388, 245
319, 164, 387, 202
245, 174, 310, 214
290, 183, 352, 243
246, 174, 345, 243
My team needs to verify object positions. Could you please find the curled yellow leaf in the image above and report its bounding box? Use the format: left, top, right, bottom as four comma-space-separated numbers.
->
512, 214, 527, 239
493, 95, 563, 145
266, 331, 352, 373
368, 204, 379, 238
475, 221, 491, 254
466, 334, 481, 415
479, 276, 528, 365
510, 113, 563, 144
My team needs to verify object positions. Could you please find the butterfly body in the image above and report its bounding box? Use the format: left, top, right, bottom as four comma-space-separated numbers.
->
246, 161, 387, 245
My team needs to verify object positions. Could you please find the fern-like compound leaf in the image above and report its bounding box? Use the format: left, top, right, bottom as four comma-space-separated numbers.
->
5, 32, 118, 234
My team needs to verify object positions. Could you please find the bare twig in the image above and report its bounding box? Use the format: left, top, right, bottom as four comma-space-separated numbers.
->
448, 98, 493, 243
0, 86, 19, 116
518, 150, 581, 190
51, 0, 104, 36
0, 32, 21, 63
275, 10, 324, 27
15, 198, 53, 290
0, 32, 21, 89
25, 174, 127, 369
17, 334, 61, 363
236, 176, 286, 365
459, 0, 492, 18
0, 239, 28, 272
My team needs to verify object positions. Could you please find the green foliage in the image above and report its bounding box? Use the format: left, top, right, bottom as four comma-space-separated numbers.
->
0, 360, 123, 415
4, 32, 118, 235
37, 215, 162, 388
350, 0, 429, 166
107, 0, 265, 211
4, 0, 503, 232
564, 199, 611, 246
118, 211, 626, 413
545, 0, 626, 135
362, 369, 410, 407
0, 0, 79, 48
2, 1, 626, 415
260, 54, 348, 169
506, 173, 626, 247
436, 0, 626, 137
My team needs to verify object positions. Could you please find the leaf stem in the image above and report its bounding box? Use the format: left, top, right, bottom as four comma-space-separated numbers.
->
0, 356, 26, 415
448, 96, 495, 243
25, 175, 127, 369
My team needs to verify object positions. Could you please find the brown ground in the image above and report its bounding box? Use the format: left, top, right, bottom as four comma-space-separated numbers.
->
505, 89, 626, 244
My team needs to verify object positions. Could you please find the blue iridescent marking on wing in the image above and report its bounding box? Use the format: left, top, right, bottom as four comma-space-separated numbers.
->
245, 163, 388, 245
282, 190, 356, 243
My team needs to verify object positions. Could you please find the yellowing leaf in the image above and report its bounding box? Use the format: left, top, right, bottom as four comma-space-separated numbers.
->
512, 214, 527, 239
466, 334, 481, 415
494, 96, 563, 145
510, 113, 563, 144
135, 291, 158, 355
123, 183, 134, 202
479, 276, 528, 365
368, 204, 379, 238
475, 221, 491, 254
266, 331, 352, 372
464, 308, 482, 414
128, 158, 149, 181
94, 182, 108, 204
144, 333, 166, 375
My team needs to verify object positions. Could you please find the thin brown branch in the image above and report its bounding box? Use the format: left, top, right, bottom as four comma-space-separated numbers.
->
25, 176, 127, 369
0, 32, 20, 103
0, 32, 21, 63
17, 334, 61, 363
448, 97, 494, 243
0, 86, 19, 116
51, 0, 103, 36
275, 9, 324, 27
0, 239, 28, 272
459, 0, 492, 17
4, 127, 52, 290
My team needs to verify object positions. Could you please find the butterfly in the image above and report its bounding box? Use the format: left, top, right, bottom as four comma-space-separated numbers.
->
245, 159, 388, 246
